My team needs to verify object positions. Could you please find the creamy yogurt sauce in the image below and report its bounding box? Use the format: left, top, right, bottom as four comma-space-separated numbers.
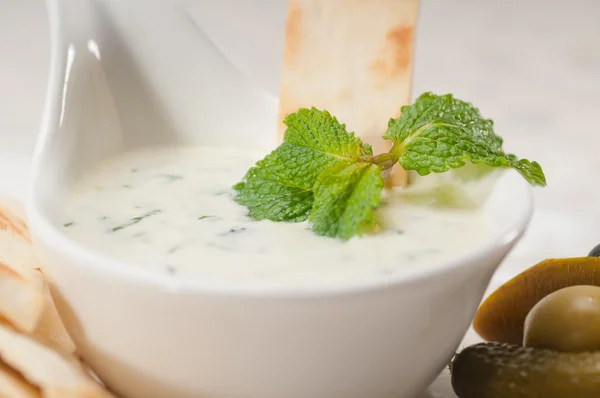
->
60, 146, 489, 287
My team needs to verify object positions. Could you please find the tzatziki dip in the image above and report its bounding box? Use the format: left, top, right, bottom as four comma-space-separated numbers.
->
60, 146, 489, 287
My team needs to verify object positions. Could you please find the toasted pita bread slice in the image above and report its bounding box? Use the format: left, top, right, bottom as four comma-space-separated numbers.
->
278, 0, 419, 186
0, 201, 74, 350
0, 359, 41, 398
0, 324, 112, 398
0, 198, 30, 243
33, 279, 76, 355
0, 227, 44, 333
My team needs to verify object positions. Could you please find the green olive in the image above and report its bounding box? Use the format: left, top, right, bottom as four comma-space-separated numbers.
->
524, 285, 600, 352
473, 257, 600, 345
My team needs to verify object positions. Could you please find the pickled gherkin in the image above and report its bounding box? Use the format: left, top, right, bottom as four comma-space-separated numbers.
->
451, 342, 600, 398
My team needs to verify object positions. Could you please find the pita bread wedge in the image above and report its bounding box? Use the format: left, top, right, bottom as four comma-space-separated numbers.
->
33, 279, 76, 355
0, 359, 41, 398
0, 324, 112, 398
278, 0, 419, 186
0, 227, 44, 333
0, 198, 30, 243
0, 202, 75, 351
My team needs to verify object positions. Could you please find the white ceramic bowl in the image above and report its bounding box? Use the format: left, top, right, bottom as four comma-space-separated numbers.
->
27, 1, 534, 397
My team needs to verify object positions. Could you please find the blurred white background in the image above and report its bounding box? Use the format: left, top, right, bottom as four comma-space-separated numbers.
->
2, 0, 600, 162
0, 1, 599, 396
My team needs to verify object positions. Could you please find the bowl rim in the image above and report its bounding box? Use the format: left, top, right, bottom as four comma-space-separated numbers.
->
28, 0, 535, 299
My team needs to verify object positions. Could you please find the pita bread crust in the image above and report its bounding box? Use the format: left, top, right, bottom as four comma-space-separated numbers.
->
0, 201, 109, 395
0, 199, 30, 243
0, 228, 45, 333
0, 359, 41, 398
33, 279, 76, 355
0, 203, 74, 351
0, 201, 44, 333
279, 0, 419, 185
0, 324, 112, 398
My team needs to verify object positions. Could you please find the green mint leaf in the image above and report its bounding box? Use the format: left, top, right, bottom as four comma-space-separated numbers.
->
385, 92, 546, 186
309, 162, 384, 240
234, 107, 368, 221
361, 143, 374, 156
282, 107, 370, 160
232, 169, 313, 222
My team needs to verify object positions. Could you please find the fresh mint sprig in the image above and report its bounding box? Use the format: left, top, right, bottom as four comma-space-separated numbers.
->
234, 92, 546, 240
233, 108, 374, 223
385, 92, 546, 185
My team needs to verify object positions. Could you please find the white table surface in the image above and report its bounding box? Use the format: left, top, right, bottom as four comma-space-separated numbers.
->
1, 1, 599, 397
